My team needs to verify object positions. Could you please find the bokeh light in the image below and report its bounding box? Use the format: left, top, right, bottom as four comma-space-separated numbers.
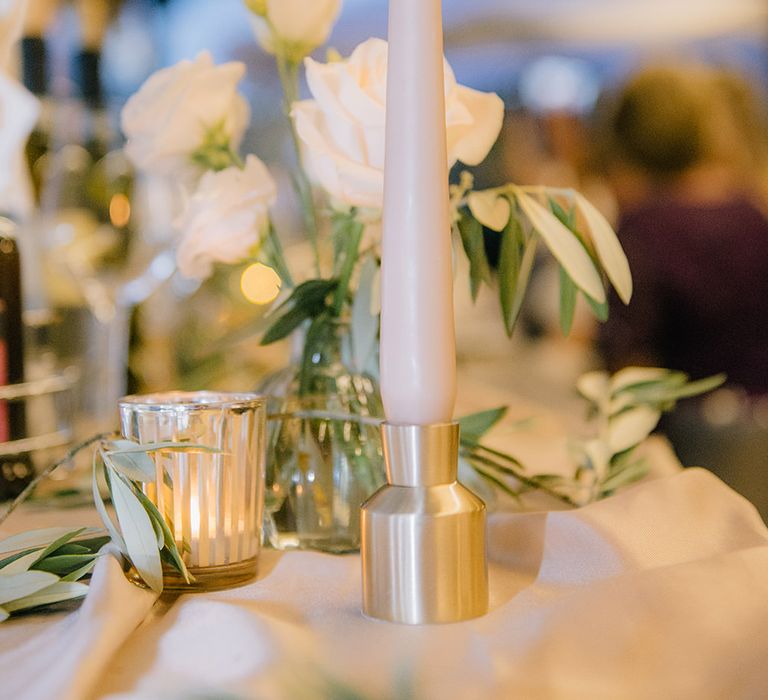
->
240, 262, 281, 305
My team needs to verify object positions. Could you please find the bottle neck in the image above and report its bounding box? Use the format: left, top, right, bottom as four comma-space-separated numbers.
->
20, 36, 48, 97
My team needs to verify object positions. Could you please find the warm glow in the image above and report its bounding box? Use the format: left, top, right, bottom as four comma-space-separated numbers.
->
241, 263, 281, 305
109, 193, 131, 228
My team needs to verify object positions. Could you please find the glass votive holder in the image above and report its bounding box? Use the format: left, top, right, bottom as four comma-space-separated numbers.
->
118, 391, 266, 591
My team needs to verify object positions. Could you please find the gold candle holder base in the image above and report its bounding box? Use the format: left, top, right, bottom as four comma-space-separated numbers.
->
163, 557, 259, 592
127, 558, 259, 593
360, 422, 488, 624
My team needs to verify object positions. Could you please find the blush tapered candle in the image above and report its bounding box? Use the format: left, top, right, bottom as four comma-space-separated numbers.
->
380, 0, 456, 425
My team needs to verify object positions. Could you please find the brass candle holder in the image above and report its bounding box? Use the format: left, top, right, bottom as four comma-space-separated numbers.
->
360, 422, 488, 624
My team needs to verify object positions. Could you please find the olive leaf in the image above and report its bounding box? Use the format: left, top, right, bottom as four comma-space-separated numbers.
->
458, 406, 508, 445
514, 189, 605, 303
558, 266, 578, 337
460, 367, 725, 506
3, 581, 89, 613
92, 450, 126, 552
0, 571, 59, 605
330, 211, 364, 314
261, 279, 339, 345
103, 440, 156, 482
61, 558, 99, 583
458, 209, 493, 301
574, 192, 633, 304
0, 550, 40, 574
0, 527, 83, 555
351, 255, 379, 374
499, 221, 537, 336
33, 554, 99, 577
108, 469, 163, 593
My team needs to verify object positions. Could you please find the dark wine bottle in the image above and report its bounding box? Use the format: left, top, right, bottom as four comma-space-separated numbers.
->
0, 221, 35, 500
21, 35, 51, 201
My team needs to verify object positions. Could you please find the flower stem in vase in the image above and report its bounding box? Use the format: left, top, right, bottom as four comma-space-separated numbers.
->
274, 52, 321, 276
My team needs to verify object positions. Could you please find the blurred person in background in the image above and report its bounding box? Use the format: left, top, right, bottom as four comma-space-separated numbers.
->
594, 64, 768, 519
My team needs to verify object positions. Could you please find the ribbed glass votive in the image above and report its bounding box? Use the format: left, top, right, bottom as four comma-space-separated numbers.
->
119, 391, 266, 591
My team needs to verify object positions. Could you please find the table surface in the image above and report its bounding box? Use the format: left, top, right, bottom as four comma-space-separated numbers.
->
2, 374, 768, 700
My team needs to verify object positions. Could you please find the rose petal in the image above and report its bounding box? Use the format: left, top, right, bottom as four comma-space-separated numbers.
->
451, 86, 505, 166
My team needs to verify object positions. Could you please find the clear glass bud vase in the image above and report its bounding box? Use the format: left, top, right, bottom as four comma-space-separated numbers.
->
261, 319, 385, 553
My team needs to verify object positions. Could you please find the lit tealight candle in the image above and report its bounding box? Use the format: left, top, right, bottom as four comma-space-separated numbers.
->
119, 391, 266, 591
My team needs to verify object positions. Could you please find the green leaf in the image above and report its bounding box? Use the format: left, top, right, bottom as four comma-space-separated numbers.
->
149, 510, 165, 549
499, 224, 538, 336
0, 606, 7, 622
61, 557, 99, 582
465, 459, 524, 502
109, 471, 163, 593
68, 536, 110, 553
558, 266, 578, 336
53, 543, 91, 555
498, 213, 522, 334
350, 255, 379, 374
103, 440, 157, 482
32, 528, 88, 566
0, 571, 59, 605
608, 405, 661, 454
600, 459, 648, 493
547, 197, 576, 229
574, 192, 633, 304
3, 581, 89, 613
105, 441, 217, 455
125, 483, 192, 584
610, 367, 675, 394
33, 554, 97, 576
584, 293, 609, 322
298, 314, 334, 396
262, 223, 293, 287
92, 451, 126, 552
459, 407, 508, 445
458, 210, 493, 301
261, 305, 312, 346
515, 190, 605, 303
0, 550, 40, 574
261, 279, 338, 345
331, 213, 364, 314
0, 528, 80, 555
623, 373, 726, 406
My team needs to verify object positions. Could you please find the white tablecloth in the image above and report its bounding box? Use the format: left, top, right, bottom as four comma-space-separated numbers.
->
1, 467, 768, 700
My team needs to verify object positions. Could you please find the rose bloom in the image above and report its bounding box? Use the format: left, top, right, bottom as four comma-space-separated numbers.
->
121, 51, 249, 177
292, 37, 504, 210
250, 0, 341, 60
175, 155, 277, 280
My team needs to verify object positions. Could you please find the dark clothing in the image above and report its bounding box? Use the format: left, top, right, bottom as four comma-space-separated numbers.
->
600, 195, 768, 395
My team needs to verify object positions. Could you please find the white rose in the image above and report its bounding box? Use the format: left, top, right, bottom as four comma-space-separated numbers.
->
121, 51, 250, 177
292, 37, 504, 210
175, 155, 277, 280
250, 0, 341, 61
